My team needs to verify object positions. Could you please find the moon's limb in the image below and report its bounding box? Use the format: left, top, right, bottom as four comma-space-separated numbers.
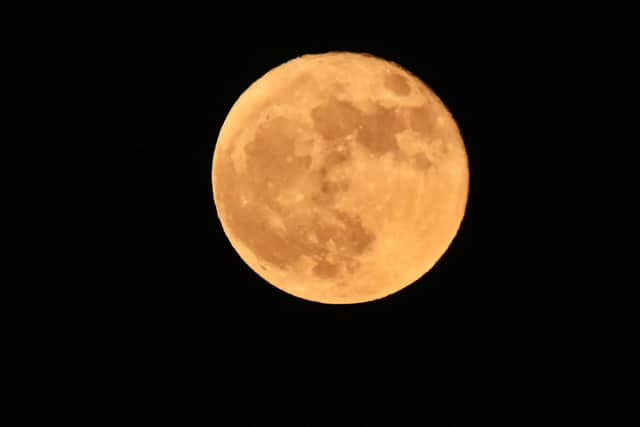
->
212, 52, 468, 304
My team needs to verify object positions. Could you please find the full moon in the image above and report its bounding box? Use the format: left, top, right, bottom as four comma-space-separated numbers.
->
212, 52, 469, 304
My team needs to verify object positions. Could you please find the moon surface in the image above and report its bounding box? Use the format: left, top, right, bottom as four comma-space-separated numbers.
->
212, 52, 469, 304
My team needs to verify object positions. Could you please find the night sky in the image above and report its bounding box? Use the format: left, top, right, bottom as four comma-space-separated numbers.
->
18, 5, 636, 425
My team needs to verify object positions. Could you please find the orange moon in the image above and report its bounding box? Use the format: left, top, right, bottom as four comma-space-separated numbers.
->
212, 52, 469, 304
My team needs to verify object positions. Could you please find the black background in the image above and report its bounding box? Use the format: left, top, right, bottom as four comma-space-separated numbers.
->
17, 4, 636, 425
